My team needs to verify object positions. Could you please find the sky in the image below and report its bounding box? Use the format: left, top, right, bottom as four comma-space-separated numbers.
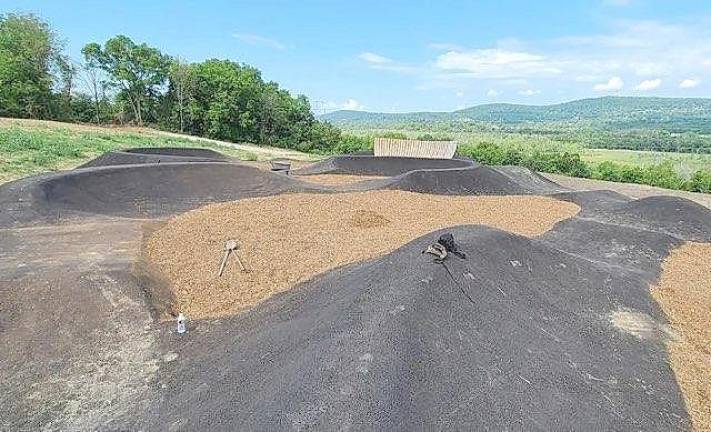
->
4, 0, 711, 113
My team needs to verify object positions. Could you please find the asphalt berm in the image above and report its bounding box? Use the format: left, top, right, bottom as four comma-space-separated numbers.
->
1, 148, 709, 430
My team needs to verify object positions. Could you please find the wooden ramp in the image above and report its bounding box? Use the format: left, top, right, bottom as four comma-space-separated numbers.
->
374, 138, 457, 159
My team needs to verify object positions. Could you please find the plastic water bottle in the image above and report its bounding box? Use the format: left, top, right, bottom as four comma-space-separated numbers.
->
176, 313, 186, 334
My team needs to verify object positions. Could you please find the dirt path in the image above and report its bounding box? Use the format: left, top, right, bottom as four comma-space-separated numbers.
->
543, 173, 711, 209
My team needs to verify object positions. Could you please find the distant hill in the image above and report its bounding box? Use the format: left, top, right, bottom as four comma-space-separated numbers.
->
320, 96, 711, 133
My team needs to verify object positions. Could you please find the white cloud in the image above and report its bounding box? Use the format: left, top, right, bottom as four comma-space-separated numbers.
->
486, 89, 499, 97
358, 52, 392, 64
593, 76, 624, 91
233, 33, 286, 50
634, 78, 662, 91
319, 99, 364, 113
434, 49, 561, 79
455, 91, 465, 97
358, 52, 419, 74
519, 89, 541, 96
342, 99, 364, 110
375, 17, 711, 99
679, 78, 700, 88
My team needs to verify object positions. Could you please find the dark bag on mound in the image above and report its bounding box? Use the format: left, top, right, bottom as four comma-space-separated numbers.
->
438, 233, 466, 259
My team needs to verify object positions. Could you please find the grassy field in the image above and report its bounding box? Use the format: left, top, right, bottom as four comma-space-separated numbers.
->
0, 119, 316, 184
581, 148, 711, 174
343, 126, 710, 177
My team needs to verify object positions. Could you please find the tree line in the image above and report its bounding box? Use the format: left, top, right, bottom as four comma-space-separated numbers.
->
0, 13, 341, 152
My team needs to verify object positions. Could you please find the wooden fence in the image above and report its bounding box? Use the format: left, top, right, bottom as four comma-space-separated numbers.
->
374, 138, 457, 159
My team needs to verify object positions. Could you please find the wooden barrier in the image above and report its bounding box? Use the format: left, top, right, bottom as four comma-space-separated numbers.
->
374, 138, 457, 159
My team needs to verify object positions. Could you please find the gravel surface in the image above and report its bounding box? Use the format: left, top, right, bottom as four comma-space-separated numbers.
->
652, 242, 711, 431
144, 191, 579, 319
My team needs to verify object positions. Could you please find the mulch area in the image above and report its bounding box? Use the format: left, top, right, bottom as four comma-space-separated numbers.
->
144, 191, 579, 319
651, 242, 711, 431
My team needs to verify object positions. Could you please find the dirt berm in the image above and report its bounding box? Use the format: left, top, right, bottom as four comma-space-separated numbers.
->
1, 148, 710, 430
0, 162, 318, 226
292, 155, 477, 176
78, 147, 232, 168
148, 223, 696, 430
0, 154, 565, 226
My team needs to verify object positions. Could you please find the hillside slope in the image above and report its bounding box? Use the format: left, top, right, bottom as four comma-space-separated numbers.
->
322, 96, 711, 132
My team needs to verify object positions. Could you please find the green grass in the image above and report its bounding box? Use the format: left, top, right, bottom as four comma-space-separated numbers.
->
344, 126, 710, 177
581, 148, 711, 177
0, 124, 265, 183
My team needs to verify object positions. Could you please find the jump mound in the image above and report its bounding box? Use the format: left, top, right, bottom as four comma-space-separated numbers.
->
599, 196, 711, 242
387, 165, 567, 195
78, 147, 231, 168
293, 155, 476, 176
151, 226, 689, 430
555, 192, 711, 242
0, 162, 312, 226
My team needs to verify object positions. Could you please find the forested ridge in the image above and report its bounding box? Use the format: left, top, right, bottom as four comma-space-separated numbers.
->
323, 97, 711, 153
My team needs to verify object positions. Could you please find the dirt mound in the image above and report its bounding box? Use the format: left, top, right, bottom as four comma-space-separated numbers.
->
600, 196, 711, 242
0, 162, 314, 226
293, 155, 476, 176
388, 165, 559, 195
149, 225, 691, 430
144, 191, 579, 318
490, 165, 568, 193
78, 147, 231, 168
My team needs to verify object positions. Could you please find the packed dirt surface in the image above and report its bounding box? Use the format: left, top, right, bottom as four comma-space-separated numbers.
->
294, 174, 388, 185
651, 242, 711, 431
544, 173, 711, 209
145, 191, 579, 319
5, 146, 710, 430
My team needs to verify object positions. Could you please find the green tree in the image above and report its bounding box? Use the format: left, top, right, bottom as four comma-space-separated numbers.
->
166, 57, 192, 132
0, 13, 60, 118
82, 35, 170, 125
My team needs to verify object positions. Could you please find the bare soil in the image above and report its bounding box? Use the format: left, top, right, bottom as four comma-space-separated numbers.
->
144, 191, 579, 319
651, 242, 711, 431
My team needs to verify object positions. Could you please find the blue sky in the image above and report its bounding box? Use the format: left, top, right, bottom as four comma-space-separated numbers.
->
5, 0, 711, 112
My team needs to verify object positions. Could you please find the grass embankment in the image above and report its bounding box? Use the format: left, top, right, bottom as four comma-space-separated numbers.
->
0, 119, 316, 184
339, 128, 711, 193
457, 142, 711, 193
